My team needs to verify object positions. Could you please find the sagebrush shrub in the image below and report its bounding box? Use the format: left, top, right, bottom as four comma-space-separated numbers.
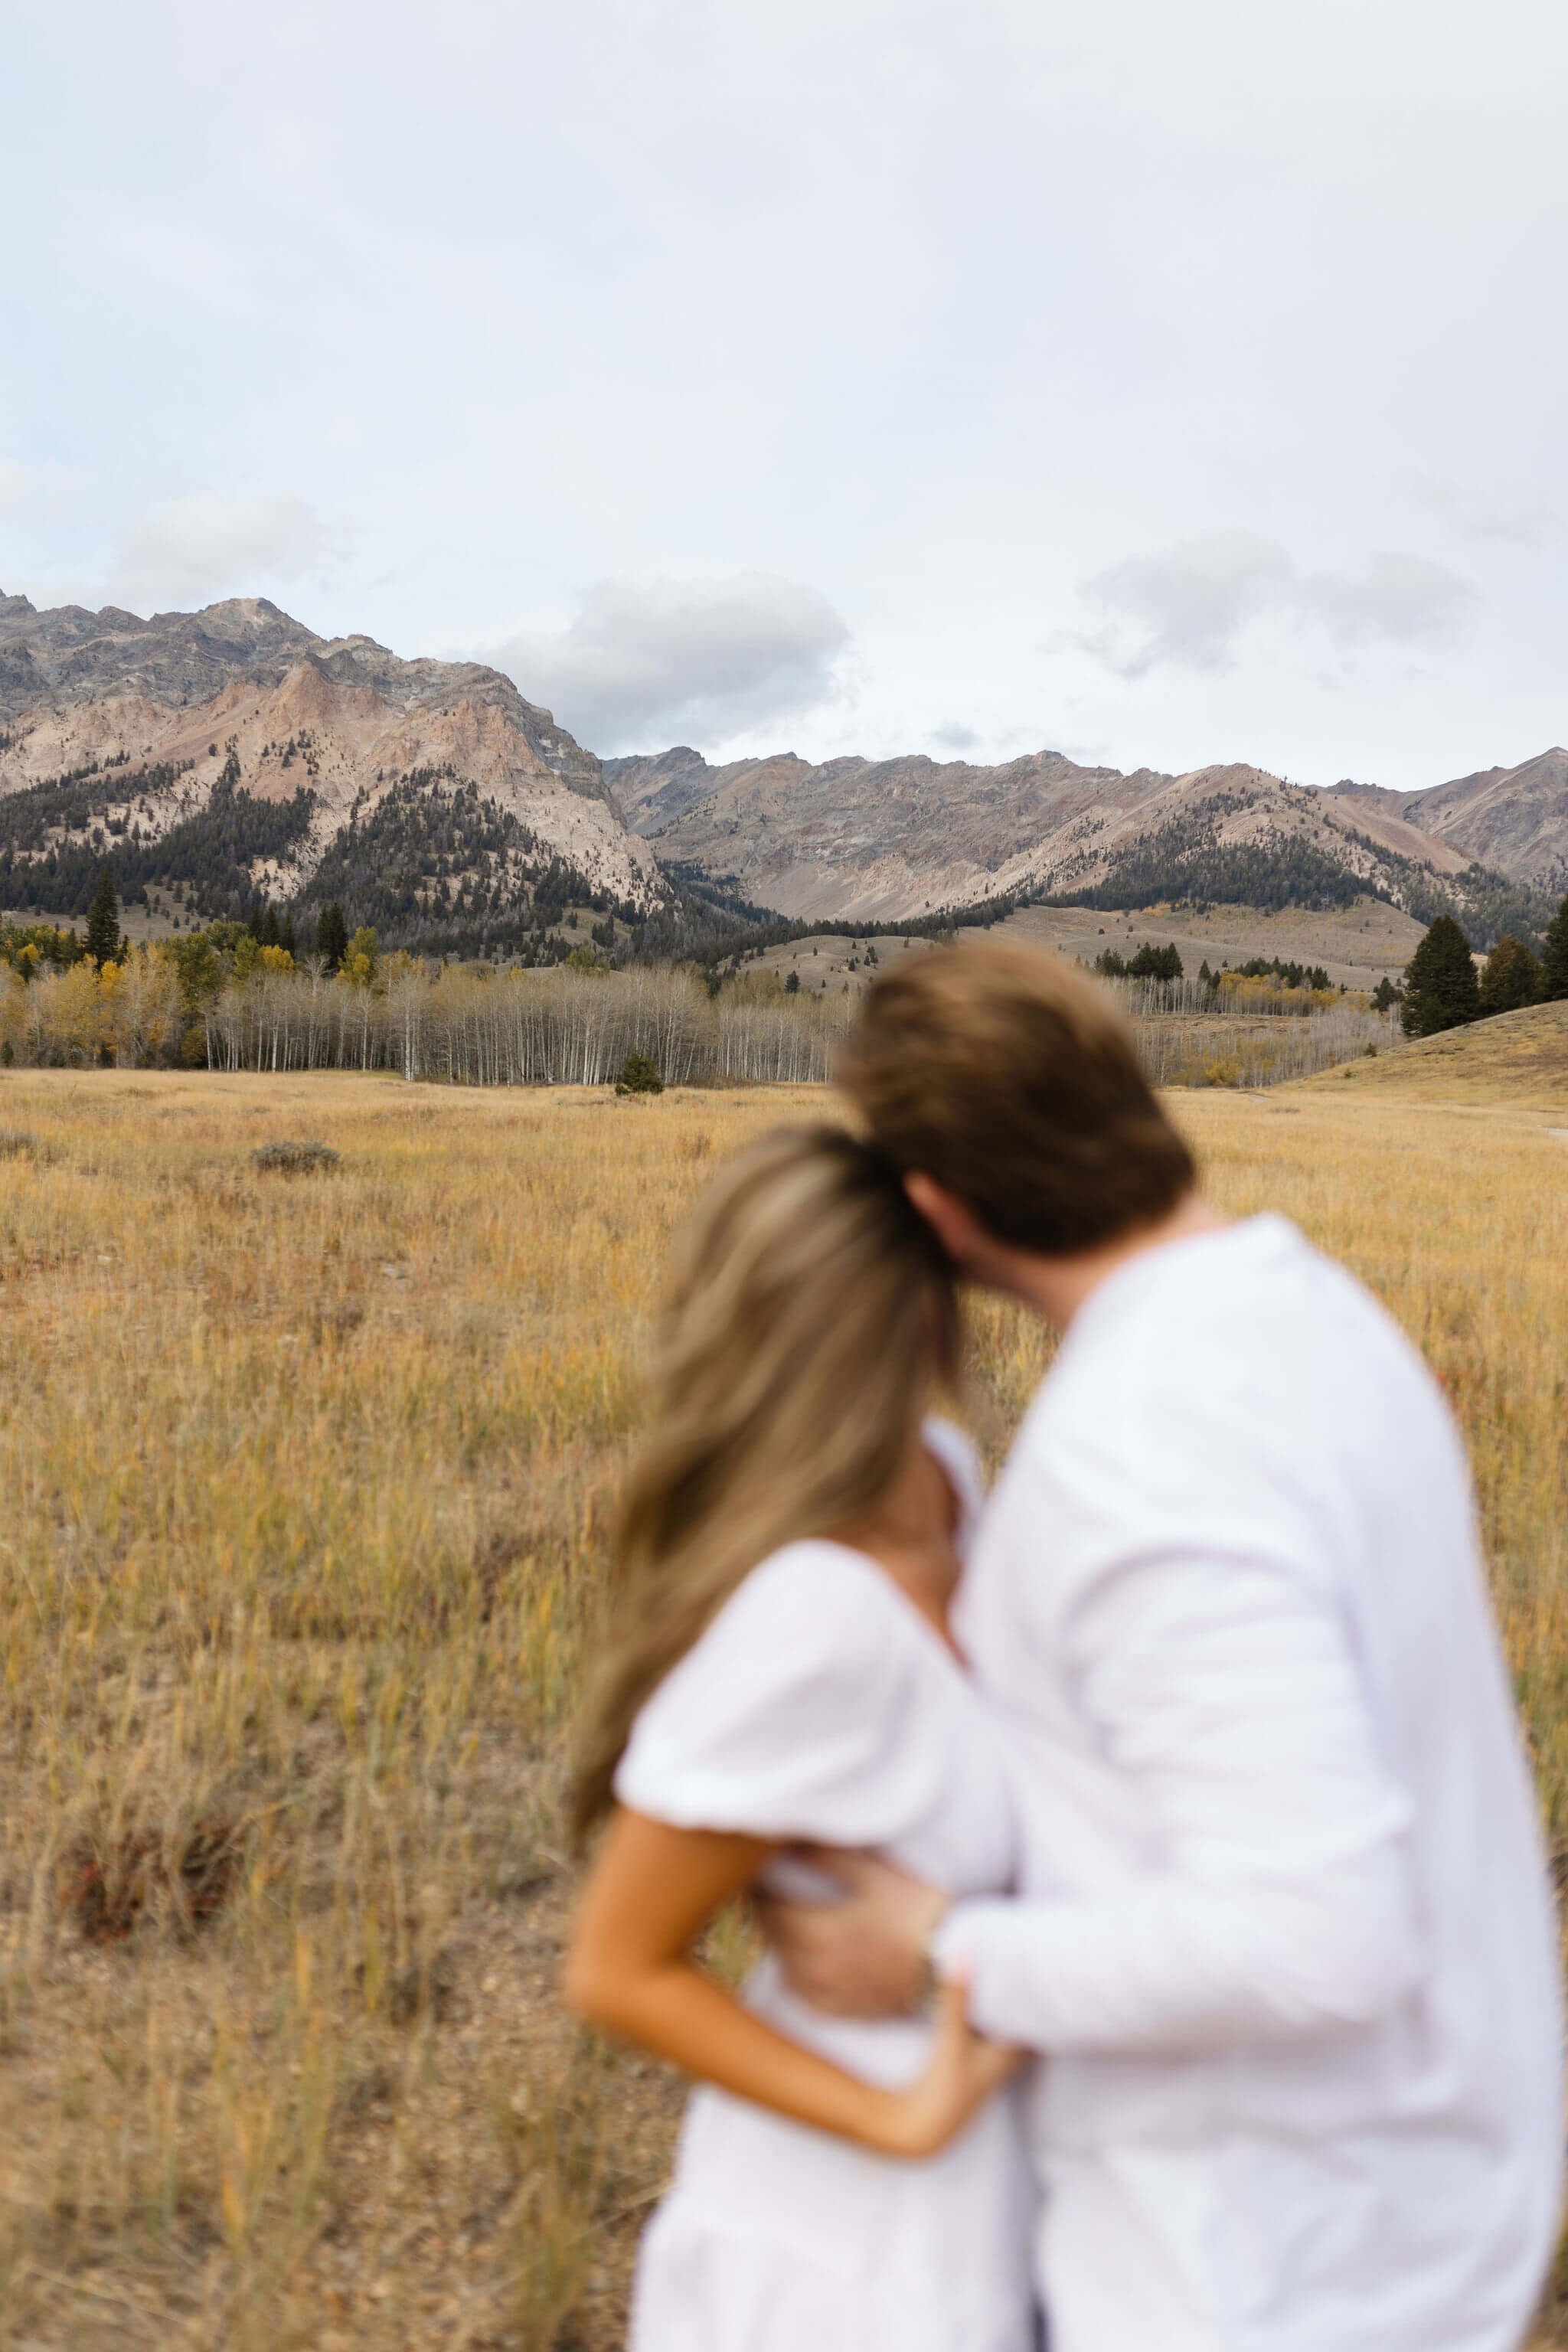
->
250, 1138, 341, 1174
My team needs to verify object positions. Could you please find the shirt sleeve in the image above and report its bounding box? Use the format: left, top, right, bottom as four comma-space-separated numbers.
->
935, 1547, 1422, 2053
615, 1544, 939, 1847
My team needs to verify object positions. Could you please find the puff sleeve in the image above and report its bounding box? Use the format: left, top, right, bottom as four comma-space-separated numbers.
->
614, 1542, 944, 1848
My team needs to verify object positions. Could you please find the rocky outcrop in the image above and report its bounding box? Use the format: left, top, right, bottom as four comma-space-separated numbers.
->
601, 746, 720, 835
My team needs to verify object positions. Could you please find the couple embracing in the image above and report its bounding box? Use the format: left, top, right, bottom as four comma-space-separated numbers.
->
566, 943, 1561, 2352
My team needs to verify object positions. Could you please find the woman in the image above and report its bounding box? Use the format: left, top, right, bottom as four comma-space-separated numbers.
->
565, 1125, 1035, 2352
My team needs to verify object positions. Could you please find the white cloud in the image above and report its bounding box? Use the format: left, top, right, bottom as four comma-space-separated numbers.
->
1073, 533, 1476, 678
484, 574, 851, 754
106, 494, 351, 615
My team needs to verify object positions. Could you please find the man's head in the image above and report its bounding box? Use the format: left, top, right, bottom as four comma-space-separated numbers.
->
838, 941, 1196, 1272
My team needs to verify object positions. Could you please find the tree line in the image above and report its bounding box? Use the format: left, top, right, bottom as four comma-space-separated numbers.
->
1091, 940, 1351, 1011
4, 868, 1397, 1091
1399, 897, 1568, 1038
0, 873, 853, 1085
15, 866, 1552, 1087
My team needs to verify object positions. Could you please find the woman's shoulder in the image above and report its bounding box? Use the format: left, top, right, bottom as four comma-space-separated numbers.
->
635, 1537, 941, 1753
712, 1536, 913, 1653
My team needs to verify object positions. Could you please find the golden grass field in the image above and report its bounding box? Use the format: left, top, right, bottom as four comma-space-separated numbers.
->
2, 1065, 1566, 2350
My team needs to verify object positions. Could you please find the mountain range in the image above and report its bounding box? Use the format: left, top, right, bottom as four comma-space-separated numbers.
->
604, 745, 1566, 935
2, 591, 1563, 956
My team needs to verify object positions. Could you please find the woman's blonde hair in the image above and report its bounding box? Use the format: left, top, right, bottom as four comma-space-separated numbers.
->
569, 1123, 960, 1842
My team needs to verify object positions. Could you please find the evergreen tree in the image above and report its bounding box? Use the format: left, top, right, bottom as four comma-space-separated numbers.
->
615, 1052, 665, 1096
1371, 975, 1402, 1014
315, 902, 349, 971
1477, 934, 1540, 1017
1539, 893, 1568, 1004
84, 865, 122, 966
1401, 915, 1479, 1037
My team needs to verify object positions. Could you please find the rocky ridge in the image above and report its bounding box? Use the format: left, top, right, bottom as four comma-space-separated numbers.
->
1331, 748, 1568, 893
604, 743, 1526, 929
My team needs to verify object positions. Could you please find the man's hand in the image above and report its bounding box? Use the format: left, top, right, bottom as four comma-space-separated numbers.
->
756, 1848, 951, 2018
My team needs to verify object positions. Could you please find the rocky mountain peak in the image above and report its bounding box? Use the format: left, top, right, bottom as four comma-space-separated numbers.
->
0, 593, 658, 932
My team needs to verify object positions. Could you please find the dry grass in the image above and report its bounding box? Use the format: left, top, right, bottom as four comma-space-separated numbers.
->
0, 1067, 1563, 2347
1000, 897, 1426, 991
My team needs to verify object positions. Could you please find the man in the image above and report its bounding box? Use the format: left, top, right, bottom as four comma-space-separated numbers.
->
767, 942, 1561, 2352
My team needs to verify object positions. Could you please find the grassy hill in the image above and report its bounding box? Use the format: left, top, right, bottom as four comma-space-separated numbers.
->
1292, 1000, 1568, 1110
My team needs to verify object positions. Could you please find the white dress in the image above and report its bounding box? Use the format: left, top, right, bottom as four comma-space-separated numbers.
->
614, 1422, 1037, 2352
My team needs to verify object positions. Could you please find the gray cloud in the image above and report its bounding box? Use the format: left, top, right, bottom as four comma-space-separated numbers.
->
929, 720, 985, 753
1409, 476, 1563, 550
1073, 533, 1476, 678
1076, 534, 1292, 675
106, 493, 349, 614
485, 574, 851, 754
1293, 552, 1478, 648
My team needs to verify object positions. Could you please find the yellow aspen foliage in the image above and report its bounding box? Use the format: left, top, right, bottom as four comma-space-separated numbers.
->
343, 928, 380, 988
0, 971, 24, 1061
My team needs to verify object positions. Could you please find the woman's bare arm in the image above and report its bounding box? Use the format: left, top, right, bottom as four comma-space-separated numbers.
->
563, 1806, 1018, 2158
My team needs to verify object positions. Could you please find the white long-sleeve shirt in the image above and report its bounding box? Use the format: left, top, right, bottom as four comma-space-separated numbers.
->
937, 1214, 1562, 2352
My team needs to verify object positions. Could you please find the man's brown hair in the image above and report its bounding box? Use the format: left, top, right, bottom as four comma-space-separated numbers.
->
838, 941, 1196, 1255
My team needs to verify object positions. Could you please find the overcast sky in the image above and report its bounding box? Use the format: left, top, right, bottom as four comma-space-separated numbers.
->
5, 0, 1566, 787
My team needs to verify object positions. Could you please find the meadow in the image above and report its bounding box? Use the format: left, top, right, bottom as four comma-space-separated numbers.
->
1, 1068, 1565, 2349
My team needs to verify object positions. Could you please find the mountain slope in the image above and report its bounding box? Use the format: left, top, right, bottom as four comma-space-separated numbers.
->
606, 742, 1544, 938
0, 594, 660, 942
1407, 750, 1568, 890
